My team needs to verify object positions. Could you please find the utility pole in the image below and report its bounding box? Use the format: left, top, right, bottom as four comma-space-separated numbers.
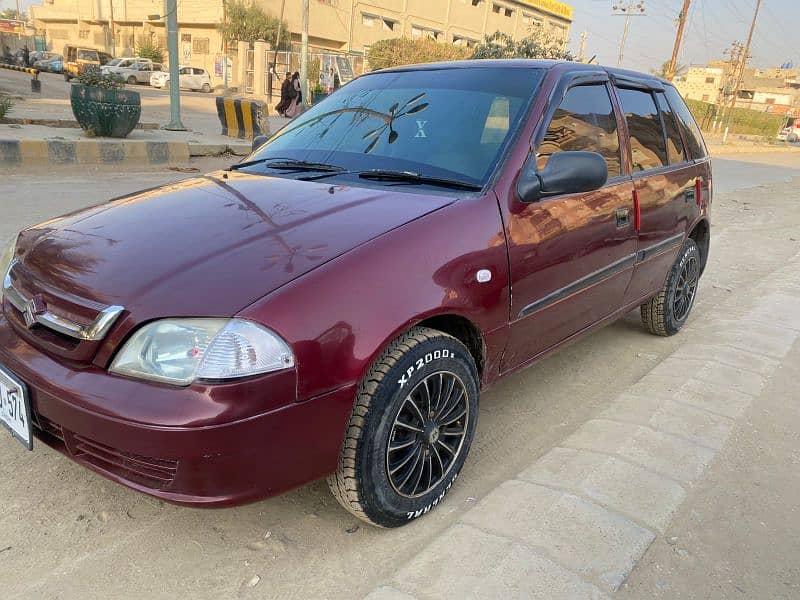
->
109, 0, 116, 57
724, 0, 762, 141
270, 0, 287, 100
666, 0, 690, 80
612, 1, 646, 68
715, 41, 744, 132
300, 0, 308, 108
164, 0, 185, 130
577, 29, 587, 63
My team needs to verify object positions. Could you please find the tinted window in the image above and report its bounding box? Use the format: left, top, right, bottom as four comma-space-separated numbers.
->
664, 85, 707, 159
616, 88, 667, 172
252, 68, 546, 186
193, 68, 205, 75
537, 84, 621, 178
655, 93, 686, 164
180, 67, 191, 74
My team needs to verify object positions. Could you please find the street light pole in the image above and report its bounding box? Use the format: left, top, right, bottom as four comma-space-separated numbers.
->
612, 1, 646, 68
300, 0, 308, 108
164, 0, 185, 130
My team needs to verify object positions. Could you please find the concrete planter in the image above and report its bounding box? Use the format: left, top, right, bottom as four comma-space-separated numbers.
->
70, 84, 141, 138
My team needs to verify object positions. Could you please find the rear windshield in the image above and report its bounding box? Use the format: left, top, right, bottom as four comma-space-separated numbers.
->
250, 67, 545, 186
78, 50, 98, 61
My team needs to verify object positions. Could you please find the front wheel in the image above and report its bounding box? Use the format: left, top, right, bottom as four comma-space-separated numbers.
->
202, 83, 211, 93
641, 238, 701, 336
127, 76, 137, 85
328, 326, 479, 527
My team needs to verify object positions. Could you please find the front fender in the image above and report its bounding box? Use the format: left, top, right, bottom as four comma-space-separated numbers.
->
239, 193, 510, 401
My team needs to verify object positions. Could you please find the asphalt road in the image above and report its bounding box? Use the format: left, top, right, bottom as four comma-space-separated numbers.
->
0, 152, 799, 599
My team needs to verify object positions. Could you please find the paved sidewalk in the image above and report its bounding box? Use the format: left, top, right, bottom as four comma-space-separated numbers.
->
365, 256, 800, 600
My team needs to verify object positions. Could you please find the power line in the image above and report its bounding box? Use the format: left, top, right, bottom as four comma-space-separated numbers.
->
611, 0, 647, 67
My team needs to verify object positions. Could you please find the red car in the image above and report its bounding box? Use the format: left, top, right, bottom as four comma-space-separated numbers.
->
0, 60, 710, 527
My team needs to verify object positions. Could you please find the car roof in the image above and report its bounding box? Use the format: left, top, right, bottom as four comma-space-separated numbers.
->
370, 59, 672, 88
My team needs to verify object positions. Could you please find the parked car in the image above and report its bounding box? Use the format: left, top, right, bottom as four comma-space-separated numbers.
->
33, 53, 63, 73
63, 45, 113, 80
101, 57, 153, 76
777, 117, 800, 142
118, 62, 162, 85
0, 60, 711, 527
150, 66, 212, 92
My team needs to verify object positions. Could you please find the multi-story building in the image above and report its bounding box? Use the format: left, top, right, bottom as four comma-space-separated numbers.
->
674, 65, 725, 104
29, 0, 572, 86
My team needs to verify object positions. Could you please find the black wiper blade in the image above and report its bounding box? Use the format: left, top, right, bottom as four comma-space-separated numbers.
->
228, 158, 345, 172
356, 169, 482, 191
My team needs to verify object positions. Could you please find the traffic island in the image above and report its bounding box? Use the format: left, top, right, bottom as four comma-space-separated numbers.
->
0, 123, 252, 167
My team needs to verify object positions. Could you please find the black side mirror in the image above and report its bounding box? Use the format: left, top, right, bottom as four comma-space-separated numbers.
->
517, 151, 608, 203
252, 135, 269, 152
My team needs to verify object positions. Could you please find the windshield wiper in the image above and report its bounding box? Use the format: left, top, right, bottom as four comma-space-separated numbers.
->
228, 158, 346, 172
356, 170, 482, 191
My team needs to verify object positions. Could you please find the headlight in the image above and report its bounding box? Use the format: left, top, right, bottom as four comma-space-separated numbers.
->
0, 235, 18, 301
110, 318, 295, 386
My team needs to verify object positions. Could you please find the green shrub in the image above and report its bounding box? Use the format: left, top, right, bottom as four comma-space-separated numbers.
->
685, 98, 785, 137
0, 95, 13, 120
76, 66, 125, 90
367, 37, 471, 71
136, 38, 165, 64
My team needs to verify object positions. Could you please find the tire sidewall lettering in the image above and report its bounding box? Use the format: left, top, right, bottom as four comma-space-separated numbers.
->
398, 348, 452, 388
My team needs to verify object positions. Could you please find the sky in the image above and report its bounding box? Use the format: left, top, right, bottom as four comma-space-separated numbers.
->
567, 0, 800, 73
3, 0, 798, 73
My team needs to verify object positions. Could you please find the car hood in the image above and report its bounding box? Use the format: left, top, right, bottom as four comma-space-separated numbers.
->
14, 171, 455, 322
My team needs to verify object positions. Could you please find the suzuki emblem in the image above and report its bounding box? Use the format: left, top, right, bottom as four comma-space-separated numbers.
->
22, 294, 46, 329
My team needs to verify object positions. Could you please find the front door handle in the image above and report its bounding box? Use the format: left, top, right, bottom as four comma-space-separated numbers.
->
684, 188, 696, 203
615, 208, 631, 228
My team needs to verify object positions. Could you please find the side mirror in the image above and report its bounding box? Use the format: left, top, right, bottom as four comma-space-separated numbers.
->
252, 135, 269, 152
517, 151, 608, 203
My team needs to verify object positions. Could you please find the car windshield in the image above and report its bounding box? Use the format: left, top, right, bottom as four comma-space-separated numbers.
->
107, 58, 122, 66
247, 67, 545, 186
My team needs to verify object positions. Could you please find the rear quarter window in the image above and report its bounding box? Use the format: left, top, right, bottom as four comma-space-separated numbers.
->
655, 92, 686, 164
664, 86, 707, 159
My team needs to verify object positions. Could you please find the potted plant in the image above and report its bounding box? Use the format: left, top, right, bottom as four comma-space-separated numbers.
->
70, 67, 141, 138
311, 82, 328, 105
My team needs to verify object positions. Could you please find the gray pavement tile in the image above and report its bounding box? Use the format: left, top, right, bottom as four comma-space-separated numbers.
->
694, 362, 767, 397
601, 393, 735, 450
461, 480, 654, 592
562, 419, 716, 483
518, 447, 686, 533
699, 319, 799, 359
673, 343, 780, 376
390, 523, 609, 600
363, 587, 420, 600
676, 379, 755, 419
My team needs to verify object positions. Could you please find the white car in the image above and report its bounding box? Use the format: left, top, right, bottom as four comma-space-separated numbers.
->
778, 118, 800, 142
118, 63, 163, 85
102, 57, 153, 75
150, 66, 213, 93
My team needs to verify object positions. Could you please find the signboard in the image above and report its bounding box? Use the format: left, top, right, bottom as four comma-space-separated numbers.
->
214, 53, 233, 78
334, 55, 354, 84
0, 19, 26, 34
520, 0, 573, 21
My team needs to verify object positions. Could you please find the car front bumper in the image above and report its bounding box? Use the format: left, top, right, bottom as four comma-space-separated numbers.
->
0, 314, 355, 507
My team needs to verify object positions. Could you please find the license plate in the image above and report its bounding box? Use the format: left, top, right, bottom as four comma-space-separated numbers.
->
0, 364, 32, 450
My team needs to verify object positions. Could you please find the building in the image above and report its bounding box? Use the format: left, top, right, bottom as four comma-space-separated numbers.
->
674, 65, 725, 104
29, 0, 573, 87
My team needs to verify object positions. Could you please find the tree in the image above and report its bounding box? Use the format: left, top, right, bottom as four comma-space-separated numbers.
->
218, 0, 288, 48
136, 36, 164, 63
366, 37, 472, 71
651, 60, 687, 79
472, 30, 572, 61
0, 9, 26, 21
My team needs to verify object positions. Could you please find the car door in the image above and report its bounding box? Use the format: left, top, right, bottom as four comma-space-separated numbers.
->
179, 67, 192, 89
612, 81, 704, 302
500, 75, 637, 371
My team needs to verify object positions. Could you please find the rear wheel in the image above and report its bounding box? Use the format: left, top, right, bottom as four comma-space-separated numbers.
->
202, 83, 211, 93
328, 326, 479, 527
127, 75, 137, 85
641, 238, 701, 336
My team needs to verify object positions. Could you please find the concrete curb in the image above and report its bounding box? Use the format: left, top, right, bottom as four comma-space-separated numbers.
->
0, 138, 251, 166
708, 143, 800, 155
1, 117, 160, 130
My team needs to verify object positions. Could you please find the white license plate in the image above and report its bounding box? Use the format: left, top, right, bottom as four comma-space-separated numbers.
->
0, 364, 32, 450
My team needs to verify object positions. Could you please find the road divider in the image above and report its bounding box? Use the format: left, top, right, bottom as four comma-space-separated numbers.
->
0, 64, 41, 93
215, 96, 269, 140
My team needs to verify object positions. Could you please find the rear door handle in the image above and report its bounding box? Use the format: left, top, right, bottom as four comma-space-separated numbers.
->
684, 188, 696, 202
615, 208, 631, 228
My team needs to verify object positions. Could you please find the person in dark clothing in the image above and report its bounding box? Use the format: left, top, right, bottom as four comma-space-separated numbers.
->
274, 72, 293, 117
22, 46, 30, 68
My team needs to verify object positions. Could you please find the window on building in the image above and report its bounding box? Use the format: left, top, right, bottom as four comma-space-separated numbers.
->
550, 22, 567, 40
504, 7, 513, 17
616, 87, 668, 172
181, 33, 192, 42
453, 35, 477, 47
492, 3, 501, 13
411, 25, 439, 40
362, 13, 375, 27
318, 0, 337, 5
765, 97, 776, 104
382, 18, 396, 31
78, 28, 89, 39
537, 84, 622, 178
471, 0, 482, 6
704, 76, 715, 84
193, 38, 210, 54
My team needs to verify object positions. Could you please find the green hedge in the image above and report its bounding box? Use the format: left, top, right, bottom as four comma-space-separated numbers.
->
684, 98, 785, 137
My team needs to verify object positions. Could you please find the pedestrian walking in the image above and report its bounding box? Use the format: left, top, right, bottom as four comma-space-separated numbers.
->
284, 72, 302, 118
22, 46, 30, 68
274, 72, 292, 117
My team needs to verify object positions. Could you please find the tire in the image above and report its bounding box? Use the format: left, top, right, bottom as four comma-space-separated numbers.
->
164, 81, 170, 91
328, 326, 479, 528
641, 238, 701, 336
202, 83, 211, 93
127, 76, 137, 85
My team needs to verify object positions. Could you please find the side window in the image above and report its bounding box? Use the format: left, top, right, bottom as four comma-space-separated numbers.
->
664, 85, 707, 159
537, 84, 621, 178
654, 93, 686, 164
194, 68, 205, 75
179, 67, 191, 75
616, 88, 668, 172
